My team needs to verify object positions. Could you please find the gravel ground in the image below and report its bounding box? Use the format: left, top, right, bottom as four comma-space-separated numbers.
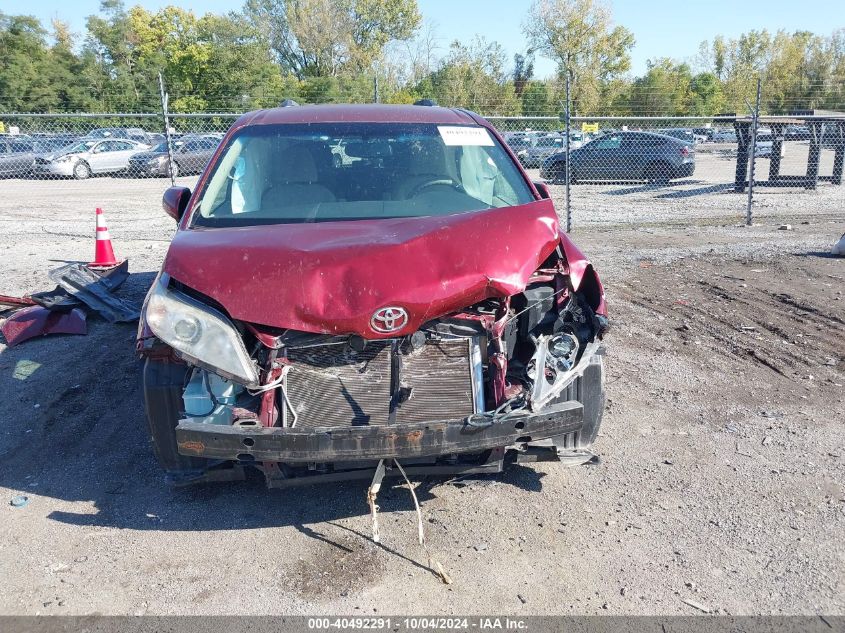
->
0, 170, 843, 616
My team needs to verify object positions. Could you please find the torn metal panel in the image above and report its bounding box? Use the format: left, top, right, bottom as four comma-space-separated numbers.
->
1, 306, 87, 347
48, 261, 139, 323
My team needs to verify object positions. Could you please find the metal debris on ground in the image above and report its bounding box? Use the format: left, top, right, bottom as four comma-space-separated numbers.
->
1, 260, 135, 346
48, 262, 139, 323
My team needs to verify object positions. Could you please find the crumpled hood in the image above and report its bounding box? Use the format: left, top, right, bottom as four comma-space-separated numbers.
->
163, 200, 563, 338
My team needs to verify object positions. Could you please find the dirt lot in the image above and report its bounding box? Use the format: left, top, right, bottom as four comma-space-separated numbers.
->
0, 173, 843, 615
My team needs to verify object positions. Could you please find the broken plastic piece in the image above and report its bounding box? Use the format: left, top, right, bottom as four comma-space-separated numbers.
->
48, 262, 139, 323
833, 233, 845, 256
10, 495, 29, 508
1, 306, 87, 347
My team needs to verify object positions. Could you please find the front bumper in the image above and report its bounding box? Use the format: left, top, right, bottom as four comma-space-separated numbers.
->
128, 161, 168, 176
35, 161, 74, 176
175, 400, 584, 463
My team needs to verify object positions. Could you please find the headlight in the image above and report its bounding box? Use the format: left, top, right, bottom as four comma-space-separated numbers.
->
147, 156, 165, 165
55, 155, 73, 163
144, 274, 259, 387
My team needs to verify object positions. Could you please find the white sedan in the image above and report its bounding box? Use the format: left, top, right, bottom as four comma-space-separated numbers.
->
34, 138, 149, 179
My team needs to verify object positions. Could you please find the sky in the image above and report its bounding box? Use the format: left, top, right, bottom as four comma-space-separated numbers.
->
21, 0, 845, 77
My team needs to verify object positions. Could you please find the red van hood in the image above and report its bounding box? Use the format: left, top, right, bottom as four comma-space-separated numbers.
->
163, 200, 571, 337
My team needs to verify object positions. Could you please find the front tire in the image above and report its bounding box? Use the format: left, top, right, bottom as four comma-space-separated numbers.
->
73, 161, 91, 180
645, 161, 671, 184
168, 161, 180, 178
142, 358, 209, 477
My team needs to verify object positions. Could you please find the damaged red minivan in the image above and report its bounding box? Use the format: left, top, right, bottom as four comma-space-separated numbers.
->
137, 104, 608, 486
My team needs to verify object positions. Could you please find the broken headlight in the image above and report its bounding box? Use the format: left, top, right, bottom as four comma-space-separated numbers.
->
144, 275, 259, 388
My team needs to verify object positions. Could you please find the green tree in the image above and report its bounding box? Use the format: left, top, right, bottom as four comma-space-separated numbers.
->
416, 37, 521, 115
46, 20, 98, 112
0, 13, 56, 111
243, 0, 421, 79
523, 0, 634, 114
512, 53, 534, 98
521, 80, 554, 115
627, 58, 692, 115
689, 72, 725, 115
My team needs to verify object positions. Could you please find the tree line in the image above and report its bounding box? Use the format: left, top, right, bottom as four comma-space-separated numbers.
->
1, 0, 843, 117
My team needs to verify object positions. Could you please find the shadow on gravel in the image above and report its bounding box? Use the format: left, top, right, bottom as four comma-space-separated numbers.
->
801, 250, 842, 259
0, 267, 546, 538
601, 179, 700, 196
655, 183, 734, 199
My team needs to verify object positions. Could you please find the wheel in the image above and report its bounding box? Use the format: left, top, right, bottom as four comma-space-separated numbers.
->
142, 358, 209, 478
645, 161, 671, 184
168, 161, 180, 178
72, 161, 91, 180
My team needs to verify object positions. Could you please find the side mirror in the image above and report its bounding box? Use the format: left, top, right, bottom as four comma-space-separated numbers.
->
162, 186, 191, 222
533, 181, 551, 200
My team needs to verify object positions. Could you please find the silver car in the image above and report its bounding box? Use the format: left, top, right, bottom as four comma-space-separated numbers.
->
34, 138, 149, 179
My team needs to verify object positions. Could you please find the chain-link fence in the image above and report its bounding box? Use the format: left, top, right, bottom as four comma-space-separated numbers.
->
2, 104, 844, 231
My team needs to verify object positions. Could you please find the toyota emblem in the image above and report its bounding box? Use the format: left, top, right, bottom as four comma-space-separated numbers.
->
370, 306, 409, 334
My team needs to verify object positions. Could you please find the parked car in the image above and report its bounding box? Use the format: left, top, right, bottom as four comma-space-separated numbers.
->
138, 103, 609, 486
541, 131, 695, 184
710, 128, 737, 143
785, 125, 810, 141
0, 137, 76, 178
568, 131, 588, 150
0, 138, 39, 178
127, 136, 220, 177
692, 127, 715, 142
34, 138, 149, 179
516, 134, 566, 168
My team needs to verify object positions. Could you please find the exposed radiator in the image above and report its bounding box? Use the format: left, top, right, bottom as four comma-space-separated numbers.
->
283, 338, 478, 429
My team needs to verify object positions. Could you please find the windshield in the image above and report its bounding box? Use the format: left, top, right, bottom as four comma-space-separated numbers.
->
192, 122, 534, 227
64, 140, 98, 154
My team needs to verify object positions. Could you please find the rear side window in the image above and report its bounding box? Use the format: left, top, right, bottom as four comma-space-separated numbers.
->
591, 136, 622, 150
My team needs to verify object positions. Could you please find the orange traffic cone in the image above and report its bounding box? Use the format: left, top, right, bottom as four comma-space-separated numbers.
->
89, 207, 119, 268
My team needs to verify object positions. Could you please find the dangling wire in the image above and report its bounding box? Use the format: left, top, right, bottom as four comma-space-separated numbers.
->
464, 392, 529, 428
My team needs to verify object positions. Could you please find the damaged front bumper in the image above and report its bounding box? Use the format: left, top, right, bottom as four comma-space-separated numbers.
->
175, 400, 584, 463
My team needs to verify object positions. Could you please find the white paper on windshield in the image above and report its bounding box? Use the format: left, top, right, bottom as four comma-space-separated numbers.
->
438, 126, 494, 146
